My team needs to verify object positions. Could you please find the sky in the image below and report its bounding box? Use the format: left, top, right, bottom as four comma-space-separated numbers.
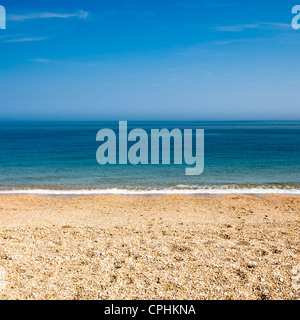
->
0, 0, 300, 120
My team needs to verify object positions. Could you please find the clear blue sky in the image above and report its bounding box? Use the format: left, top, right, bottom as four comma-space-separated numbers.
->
0, 0, 299, 120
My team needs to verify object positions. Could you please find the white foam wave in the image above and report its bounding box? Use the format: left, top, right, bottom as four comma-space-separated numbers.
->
0, 187, 300, 195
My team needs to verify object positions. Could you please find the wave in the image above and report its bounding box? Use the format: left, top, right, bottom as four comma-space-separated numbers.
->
0, 185, 300, 195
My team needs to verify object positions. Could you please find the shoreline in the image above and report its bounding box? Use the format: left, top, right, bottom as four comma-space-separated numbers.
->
0, 192, 299, 199
0, 188, 300, 197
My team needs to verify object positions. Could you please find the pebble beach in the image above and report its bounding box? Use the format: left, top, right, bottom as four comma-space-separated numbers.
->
0, 194, 299, 300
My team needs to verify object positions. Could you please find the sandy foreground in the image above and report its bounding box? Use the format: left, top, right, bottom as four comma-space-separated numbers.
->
0, 194, 299, 300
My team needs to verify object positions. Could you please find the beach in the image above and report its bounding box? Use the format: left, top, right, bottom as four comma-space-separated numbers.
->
0, 194, 299, 300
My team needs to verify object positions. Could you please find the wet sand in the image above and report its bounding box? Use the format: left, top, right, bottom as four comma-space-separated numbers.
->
0, 194, 299, 300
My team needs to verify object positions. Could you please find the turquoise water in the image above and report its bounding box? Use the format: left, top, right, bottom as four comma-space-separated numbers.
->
0, 121, 299, 194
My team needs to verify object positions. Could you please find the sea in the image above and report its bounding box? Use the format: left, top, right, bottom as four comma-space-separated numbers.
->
0, 121, 299, 195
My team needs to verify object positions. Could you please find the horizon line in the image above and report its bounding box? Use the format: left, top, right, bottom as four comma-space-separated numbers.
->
0, 119, 299, 122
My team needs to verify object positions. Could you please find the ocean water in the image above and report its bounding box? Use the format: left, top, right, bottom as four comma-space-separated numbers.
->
0, 121, 299, 195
